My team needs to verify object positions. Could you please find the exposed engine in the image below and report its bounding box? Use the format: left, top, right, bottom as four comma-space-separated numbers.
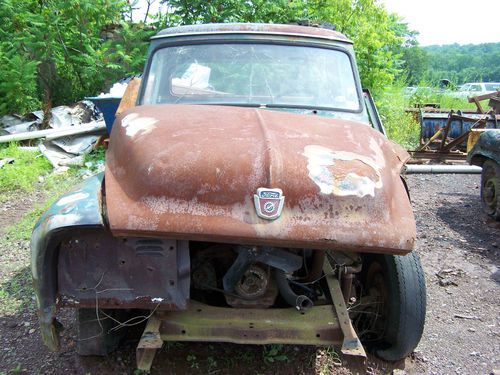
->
190, 243, 356, 310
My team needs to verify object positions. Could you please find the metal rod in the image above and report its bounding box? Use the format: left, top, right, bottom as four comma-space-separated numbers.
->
405, 165, 482, 174
0, 122, 106, 143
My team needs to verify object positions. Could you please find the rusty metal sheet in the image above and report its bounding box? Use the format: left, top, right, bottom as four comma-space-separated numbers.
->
156, 301, 342, 345
58, 230, 190, 309
105, 104, 415, 254
153, 23, 352, 44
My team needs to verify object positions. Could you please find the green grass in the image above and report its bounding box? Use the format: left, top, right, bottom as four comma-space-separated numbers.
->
0, 144, 83, 315
3, 173, 80, 242
84, 146, 106, 165
0, 170, 80, 315
408, 90, 477, 110
375, 86, 421, 150
0, 143, 53, 194
375, 85, 485, 150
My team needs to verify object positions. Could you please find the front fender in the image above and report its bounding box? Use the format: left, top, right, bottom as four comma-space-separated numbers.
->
31, 173, 105, 351
467, 129, 500, 166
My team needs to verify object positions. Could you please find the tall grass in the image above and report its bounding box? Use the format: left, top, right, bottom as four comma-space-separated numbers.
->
374, 84, 482, 150
374, 85, 420, 150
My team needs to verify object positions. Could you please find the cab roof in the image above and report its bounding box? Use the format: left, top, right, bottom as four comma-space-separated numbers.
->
153, 23, 352, 44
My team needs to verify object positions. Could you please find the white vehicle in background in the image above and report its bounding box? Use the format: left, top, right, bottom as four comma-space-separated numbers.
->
454, 82, 500, 98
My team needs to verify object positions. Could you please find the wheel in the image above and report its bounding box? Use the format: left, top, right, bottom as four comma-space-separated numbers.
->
76, 308, 127, 356
481, 160, 500, 220
354, 252, 426, 362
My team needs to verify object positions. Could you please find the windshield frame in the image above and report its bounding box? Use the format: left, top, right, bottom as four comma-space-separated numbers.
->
138, 36, 365, 115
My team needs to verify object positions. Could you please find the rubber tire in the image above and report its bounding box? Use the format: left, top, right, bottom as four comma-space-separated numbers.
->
481, 160, 500, 221
76, 308, 126, 356
363, 252, 426, 362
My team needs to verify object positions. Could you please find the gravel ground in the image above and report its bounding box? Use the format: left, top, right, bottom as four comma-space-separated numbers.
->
0, 174, 498, 374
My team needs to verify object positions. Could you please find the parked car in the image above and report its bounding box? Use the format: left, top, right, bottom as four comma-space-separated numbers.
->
468, 129, 500, 220
31, 23, 426, 370
453, 82, 500, 98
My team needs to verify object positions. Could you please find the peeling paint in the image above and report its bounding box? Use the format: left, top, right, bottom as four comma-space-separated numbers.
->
105, 105, 415, 253
56, 192, 89, 206
302, 145, 382, 197
151, 297, 164, 303
121, 113, 158, 137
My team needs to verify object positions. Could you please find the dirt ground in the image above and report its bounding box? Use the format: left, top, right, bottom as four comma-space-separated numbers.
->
0, 173, 499, 375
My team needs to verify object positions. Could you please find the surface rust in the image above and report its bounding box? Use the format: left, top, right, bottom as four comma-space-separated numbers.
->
105, 104, 415, 254
154, 23, 351, 43
156, 301, 343, 345
57, 230, 190, 310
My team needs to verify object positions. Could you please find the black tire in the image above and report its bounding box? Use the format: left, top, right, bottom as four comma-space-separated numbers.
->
76, 308, 127, 356
357, 252, 426, 362
481, 160, 500, 221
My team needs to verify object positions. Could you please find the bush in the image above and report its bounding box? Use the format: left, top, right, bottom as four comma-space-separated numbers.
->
374, 85, 420, 150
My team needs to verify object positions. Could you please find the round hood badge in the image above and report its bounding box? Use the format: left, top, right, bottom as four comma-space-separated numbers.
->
253, 188, 285, 220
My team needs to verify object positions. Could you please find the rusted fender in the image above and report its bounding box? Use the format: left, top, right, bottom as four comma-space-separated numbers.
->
31, 173, 105, 351
105, 104, 415, 254
468, 129, 500, 166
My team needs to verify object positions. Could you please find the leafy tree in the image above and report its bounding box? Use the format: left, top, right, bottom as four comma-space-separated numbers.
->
0, 0, 423, 116
293, 0, 404, 92
423, 43, 500, 84
163, 0, 308, 24
0, 0, 153, 117
161, 0, 412, 93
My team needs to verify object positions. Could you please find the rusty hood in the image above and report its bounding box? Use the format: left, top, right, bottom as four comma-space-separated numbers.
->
105, 104, 415, 254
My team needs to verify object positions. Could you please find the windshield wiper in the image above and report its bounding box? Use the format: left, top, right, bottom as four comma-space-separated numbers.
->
265, 103, 345, 112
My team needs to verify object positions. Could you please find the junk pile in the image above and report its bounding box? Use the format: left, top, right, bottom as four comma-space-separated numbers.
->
0, 101, 107, 172
408, 91, 500, 163
0, 76, 141, 173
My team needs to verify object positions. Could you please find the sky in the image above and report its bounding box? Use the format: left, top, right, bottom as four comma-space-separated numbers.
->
381, 0, 500, 46
135, 0, 500, 46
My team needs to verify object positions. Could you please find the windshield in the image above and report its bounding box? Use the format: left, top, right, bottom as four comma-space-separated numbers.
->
485, 83, 500, 91
142, 43, 361, 111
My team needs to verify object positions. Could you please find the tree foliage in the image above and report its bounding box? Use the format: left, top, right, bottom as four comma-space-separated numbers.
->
307, 0, 404, 92
422, 43, 500, 84
0, 0, 422, 116
0, 0, 153, 116
164, 0, 411, 92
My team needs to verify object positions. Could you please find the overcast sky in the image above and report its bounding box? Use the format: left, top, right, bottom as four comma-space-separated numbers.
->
381, 0, 500, 46
135, 0, 500, 46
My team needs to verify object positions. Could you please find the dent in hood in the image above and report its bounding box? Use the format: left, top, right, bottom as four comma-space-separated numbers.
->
105, 104, 414, 254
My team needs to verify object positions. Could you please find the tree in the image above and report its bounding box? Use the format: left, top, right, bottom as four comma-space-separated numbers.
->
160, 0, 412, 93
0, 0, 422, 116
0, 0, 154, 117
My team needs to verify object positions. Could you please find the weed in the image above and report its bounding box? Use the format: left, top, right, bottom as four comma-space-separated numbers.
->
374, 84, 483, 150
374, 85, 421, 150
187, 354, 199, 369
2, 173, 80, 243
315, 347, 342, 375
262, 344, 288, 363
0, 267, 34, 315
207, 356, 218, 371
237, 349, 256, 364
164, 341, 185, 350
9, 364, 22, 373
83, 146, 106, 172
0, 153, 80, 315
0, 143, 52, 194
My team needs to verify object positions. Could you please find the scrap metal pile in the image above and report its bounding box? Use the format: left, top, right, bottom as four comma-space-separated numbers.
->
408, 91, 500, 163
0, 101, 107, 172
